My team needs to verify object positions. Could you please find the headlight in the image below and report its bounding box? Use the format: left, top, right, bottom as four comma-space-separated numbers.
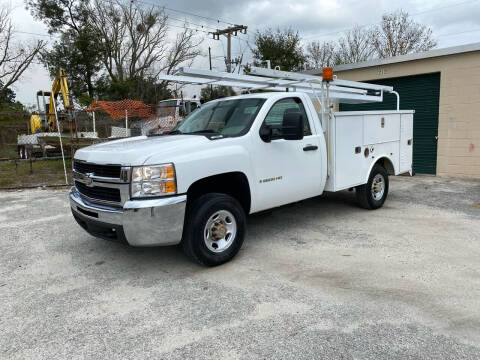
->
130, 163, 176, 198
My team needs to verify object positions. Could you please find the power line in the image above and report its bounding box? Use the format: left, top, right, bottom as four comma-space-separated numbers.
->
166, 21, 209, 34
437, 28, 480, 37
302, 0, 480, 40
412, 0, 478, 15
13, 30, 51, 38
135, 0, 235, 27
13, 0, 244, 51
167, 16, 218, 31
162, 4, 235, 27
93, 0, 214, 36
13, 20, 211, 38
134, 0, 220, 31
4, 60, 43, 65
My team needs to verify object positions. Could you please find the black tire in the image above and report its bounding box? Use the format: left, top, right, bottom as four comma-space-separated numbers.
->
355, 164, 389, 210
182, 193, 246, 266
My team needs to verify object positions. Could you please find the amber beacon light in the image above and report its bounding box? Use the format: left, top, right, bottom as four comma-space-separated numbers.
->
322, 67, 334, 82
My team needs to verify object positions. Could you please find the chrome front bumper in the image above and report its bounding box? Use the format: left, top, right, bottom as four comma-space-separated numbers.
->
69, 187, 186, 246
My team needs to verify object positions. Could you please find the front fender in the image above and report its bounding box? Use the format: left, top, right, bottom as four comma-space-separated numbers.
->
173, 142, 253, 194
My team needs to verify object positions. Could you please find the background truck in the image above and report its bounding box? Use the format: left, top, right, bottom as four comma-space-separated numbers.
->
70, 67, 414, 266
124, 98, 202, 137
153, 97, 201, 133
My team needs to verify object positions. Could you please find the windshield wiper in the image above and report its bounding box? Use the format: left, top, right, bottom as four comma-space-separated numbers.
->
167, 129, 183, 135
147, 129, 183, 137
184, 129, 220, 135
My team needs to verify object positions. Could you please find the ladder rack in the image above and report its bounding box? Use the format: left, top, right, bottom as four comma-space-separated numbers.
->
157, 66, 399, 107
157, 66, 401, 182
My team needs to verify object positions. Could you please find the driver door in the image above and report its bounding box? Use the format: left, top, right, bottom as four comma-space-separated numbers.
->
251, 97, 323, 211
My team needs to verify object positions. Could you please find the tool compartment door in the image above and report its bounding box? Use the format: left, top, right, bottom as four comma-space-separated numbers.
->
399, 113, 414, 174
334, 114, 365, 190
363, 113, 400, 144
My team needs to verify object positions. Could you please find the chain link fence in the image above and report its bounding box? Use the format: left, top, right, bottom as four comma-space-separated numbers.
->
0, 101, 184, 188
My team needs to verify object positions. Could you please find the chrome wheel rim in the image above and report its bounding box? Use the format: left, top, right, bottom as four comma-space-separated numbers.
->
371, 174, 385, 201
204, 210, 237, 253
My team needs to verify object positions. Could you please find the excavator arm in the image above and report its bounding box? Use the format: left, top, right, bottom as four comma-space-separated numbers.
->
48, 68, 72, 132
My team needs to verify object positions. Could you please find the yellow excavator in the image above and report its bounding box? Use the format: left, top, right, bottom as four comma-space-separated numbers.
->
31, 68, 73, 133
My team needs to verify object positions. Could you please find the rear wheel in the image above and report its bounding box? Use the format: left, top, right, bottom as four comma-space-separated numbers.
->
182, 193, 246, 266
355, 164, 389, 210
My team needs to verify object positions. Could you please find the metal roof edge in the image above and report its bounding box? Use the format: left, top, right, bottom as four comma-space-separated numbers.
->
334, 110, 415, 116
304, 42, 480, 74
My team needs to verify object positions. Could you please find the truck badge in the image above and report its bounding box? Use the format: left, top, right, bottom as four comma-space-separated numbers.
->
85, 173, 94, 187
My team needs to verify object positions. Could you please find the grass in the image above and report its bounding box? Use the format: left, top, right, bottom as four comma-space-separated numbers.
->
0, 159, 72, 188
0, 146, 18, 159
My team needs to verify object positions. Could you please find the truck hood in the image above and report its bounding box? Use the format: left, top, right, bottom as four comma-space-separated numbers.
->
74, 135, 210, 165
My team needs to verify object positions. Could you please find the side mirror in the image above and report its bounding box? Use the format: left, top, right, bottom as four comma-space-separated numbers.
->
282, 112, 304, 140
259, 125, 272, 143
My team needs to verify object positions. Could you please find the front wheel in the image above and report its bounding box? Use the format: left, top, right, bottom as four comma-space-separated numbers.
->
355, 164, 389, 210
182, 193, 246, 266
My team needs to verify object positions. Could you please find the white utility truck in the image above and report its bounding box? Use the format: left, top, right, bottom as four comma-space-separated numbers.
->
70, 67, 414, 266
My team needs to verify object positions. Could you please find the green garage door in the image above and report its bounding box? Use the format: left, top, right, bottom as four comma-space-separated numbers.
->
340, 72, 440, 174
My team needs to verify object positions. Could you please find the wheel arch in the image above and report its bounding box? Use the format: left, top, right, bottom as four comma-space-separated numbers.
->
365, 156, 396, 182
186, 171, 251, 214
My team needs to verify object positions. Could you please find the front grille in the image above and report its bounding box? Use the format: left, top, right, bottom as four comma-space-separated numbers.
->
75, 181, 121, 203
74, 161, 121, 178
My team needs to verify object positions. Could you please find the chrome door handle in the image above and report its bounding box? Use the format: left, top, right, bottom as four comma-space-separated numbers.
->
303, 145, 318, 151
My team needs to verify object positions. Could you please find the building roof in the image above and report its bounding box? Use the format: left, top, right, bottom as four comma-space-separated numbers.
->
304, 42, 480, 74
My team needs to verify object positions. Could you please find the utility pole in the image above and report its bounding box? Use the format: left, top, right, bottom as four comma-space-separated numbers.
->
208, 46, 213, 97
208, 46, 213, 71
209, 25, 247, 73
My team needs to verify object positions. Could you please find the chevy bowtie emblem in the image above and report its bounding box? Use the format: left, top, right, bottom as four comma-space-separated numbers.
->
73, 171, 94, 186
85, 172, 94, 187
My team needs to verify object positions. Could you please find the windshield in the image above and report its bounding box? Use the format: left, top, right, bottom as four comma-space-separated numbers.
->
157, 100, 177, 117
172, 98, 265, 137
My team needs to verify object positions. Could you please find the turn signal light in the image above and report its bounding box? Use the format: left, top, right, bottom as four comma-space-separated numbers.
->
163, 180, 176, 193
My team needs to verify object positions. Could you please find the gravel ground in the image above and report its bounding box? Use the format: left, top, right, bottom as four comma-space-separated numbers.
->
1, 175, 479, 359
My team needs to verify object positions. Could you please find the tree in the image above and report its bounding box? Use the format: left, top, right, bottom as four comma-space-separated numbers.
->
26, 0, 101, 98
88, 0, 202, 101
372, 10, 437, 58
0, 81, 16, 103
94, 74, 173, 103
41, 30, 102, 103
251, 28, 306, 71
28, 0, 202, 103
200, 86, 236, 102
334, 26, 375, 65
306, 41, 335, 69
0, 6, 44, 96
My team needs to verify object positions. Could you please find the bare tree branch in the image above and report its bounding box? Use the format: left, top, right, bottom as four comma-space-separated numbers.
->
306, 41, 335, 69
372, 10, 437, 58
0, 5, 45, 93
90, 0, 201, 85
162, 27, 202, 75
334, 26, 375, 65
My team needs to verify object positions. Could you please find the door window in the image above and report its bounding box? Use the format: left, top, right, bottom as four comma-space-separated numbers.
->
190, 102, 198, 112
262, 97, 311, 139
157, 100, 177, 117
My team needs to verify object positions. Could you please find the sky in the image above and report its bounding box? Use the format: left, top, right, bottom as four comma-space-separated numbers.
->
5, 0, 480, 105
